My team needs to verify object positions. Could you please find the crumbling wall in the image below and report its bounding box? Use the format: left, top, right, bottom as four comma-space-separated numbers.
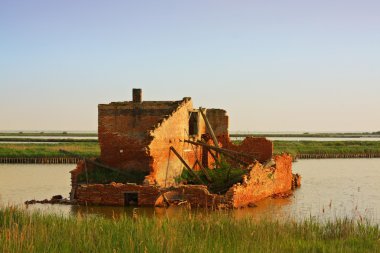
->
219, 136, 273, 163
69, 160, 86, 200
147, 99, 203, 186
75, 183, 161, 206
225, 154, 293, 208
206, 109, 229, 137
98, 100, 184, 176
72, 91, 298, 208
75, 183, 225, 208
73, 155, 295, 208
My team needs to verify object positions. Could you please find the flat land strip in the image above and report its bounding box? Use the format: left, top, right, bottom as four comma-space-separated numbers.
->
0, 142, 99, 158
231, 132, 380, 138
1, 141, 380, 159
273, 141, 380, 157
2, 131, 379, 138
0, 207, 379, 253
0, 132, 97, 137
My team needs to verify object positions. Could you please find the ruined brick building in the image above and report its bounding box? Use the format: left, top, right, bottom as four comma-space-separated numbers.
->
70, 89, 299, 208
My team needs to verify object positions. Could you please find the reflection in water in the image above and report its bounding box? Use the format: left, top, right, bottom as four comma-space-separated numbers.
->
1, 159, 380, 223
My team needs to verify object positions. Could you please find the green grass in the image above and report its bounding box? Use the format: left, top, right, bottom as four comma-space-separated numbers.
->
0, 138, 97, 142
0, 142, 100, 158
273, 141, 380, 156
0, 132, 97, 137
1, 141, 380, 159
230, 132, 380, 138
0, 207, 379, 253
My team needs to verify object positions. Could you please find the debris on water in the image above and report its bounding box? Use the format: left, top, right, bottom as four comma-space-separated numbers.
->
24, 195, 75, 205
272, 191, 293, 199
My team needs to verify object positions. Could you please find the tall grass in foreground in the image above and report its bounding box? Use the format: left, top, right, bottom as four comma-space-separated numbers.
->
0, 207, 379, 253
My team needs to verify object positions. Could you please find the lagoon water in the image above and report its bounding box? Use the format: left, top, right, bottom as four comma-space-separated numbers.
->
0, 159, 379, 222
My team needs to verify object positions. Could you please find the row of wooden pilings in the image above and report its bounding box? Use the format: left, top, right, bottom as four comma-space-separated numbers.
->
295, 153, 380, 159
0, 157, 81, 164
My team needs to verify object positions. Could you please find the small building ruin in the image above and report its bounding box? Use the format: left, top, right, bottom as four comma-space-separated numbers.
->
70, 89, 300, 208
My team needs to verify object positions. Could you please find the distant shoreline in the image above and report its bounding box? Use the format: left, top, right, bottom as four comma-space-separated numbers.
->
1, 154, 380, 164
1, 131, 379, 139
1, 140, 380, 164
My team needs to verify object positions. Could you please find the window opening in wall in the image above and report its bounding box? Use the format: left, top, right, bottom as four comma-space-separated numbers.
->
189, 111, 199, 136
124, 192, 138, 206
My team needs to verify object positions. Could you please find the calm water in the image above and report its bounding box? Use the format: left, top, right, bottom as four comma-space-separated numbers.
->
0, 159, 379, 222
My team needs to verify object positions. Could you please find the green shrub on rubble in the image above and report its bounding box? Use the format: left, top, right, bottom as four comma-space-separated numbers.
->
175, 156, 246, 194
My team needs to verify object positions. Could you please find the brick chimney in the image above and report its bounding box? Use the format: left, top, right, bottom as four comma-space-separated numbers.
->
133, 88, 142, 103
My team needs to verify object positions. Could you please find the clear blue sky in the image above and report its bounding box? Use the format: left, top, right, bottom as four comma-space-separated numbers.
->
1, 0, 379, 132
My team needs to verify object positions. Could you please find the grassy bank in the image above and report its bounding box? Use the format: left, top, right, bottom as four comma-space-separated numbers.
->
0, 138, 97, 143
1, 141, 380, 159
0, 132, 97, 137
0, 207, 379, 253
231, 132, 380, 138
2, 131, 379, 138
0, 142, 99, 158
273, 141, 380, 157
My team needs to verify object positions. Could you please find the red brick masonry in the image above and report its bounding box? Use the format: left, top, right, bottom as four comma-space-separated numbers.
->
71, 91, 301, 208
74, 154, 299, 208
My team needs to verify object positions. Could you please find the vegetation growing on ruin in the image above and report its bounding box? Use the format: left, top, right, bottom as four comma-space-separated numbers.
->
176, 157, 246, 194
1, 207, 379, 253
76, 165, 146, 184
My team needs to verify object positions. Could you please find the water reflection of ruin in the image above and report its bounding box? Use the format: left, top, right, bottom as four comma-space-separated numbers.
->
70, 89, 300, 209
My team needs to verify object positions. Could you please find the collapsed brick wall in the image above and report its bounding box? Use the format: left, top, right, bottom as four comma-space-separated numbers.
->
75, 183, 161, 206
220, 136, 273, 163
97, 97, 210, 187
203, 109, 272, 163
98, 100, 185, 178
70, 160, 86, 200
206, 109, 229, 137
146, 100, 219, 186
225, 154, 293, 208
73, 154, 294, 208
75, 183, 224, 208
145, 99, 202, 186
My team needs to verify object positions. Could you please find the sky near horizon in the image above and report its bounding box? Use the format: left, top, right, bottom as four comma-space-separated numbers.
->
1, 0, 379, 132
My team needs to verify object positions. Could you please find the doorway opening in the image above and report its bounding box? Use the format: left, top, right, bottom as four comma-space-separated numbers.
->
124, 192, 138, 206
